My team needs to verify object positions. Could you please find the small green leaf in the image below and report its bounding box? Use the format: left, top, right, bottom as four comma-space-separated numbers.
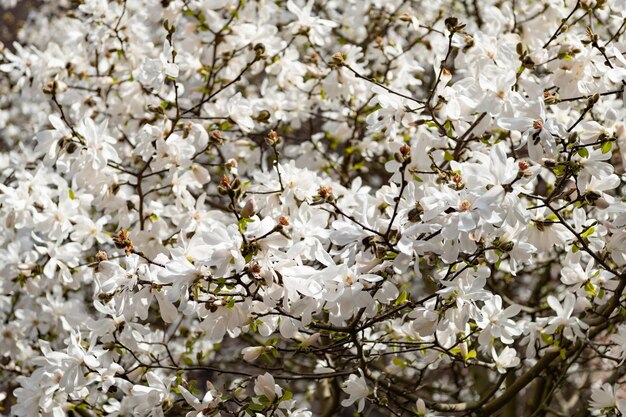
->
540, 332, 553, 345
495, 257, 502, 270
581, 226, 595, 239
393, 357, 407, 367
577, 147, 589, 158
553, 164, 566, 176
395, 291, 408, 306
601, 141, 612, 154
584, 281, 596, 296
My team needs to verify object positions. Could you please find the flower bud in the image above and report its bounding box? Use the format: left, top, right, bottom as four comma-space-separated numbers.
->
210, 130, 224, 145
240, 198, 257, 218
331, 51, 346, 66
399, 12, 413, 22
256, 110, 271, 123
265, 130, 280, 146
254, 43, 266, 58
95, 251, 108, 262
242, 346, 265, 362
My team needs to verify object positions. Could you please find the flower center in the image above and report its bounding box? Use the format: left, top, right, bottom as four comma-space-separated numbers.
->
459, 200, 472, 212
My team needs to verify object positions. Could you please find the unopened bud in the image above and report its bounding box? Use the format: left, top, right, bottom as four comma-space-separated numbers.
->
445, 16, 459, 31
399, 12, 413, 22
43, 81, 57, 95
218, 175, 231, 195
209, 130, 224, 145
240, 198, 257, 218
256, 110, 271, 123
242, 346, 265, 362
317, 185, 334, 201
95, 251, 108, 262
254, 43, 265, 58
331, 51, 346, 66
265, 130, 280, 146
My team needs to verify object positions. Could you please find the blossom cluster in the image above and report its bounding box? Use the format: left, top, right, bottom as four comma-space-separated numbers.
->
1, 0, 626, 416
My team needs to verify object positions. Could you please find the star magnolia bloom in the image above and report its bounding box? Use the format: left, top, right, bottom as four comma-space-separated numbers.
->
341, 371, 368, 412
491, 346, 520, 374
544, 293, 589, 341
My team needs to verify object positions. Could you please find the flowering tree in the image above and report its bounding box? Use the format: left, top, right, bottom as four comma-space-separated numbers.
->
2, 0, 626, 416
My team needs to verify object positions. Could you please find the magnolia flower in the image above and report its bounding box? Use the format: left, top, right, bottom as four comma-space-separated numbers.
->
544, 293, 589, 341
227, 93, 255, 132
499, 100, 561, 161
130, 371, 176, 416
476, 295, 522, 345
287, 0, 337, 46
254, 373, 281, 401
491, 346, 520, 374
341, 371, 368, 412
179, 384, 220, 417
242, 346, 265, 362
588, 383, 626, 415
34, 115, 72, 164
134, 42, 179, 90
606, 47, 626, 83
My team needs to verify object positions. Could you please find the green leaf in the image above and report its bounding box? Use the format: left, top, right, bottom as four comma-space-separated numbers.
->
68, 188, 76, 200
577, 147, 589, 158
444, 150, 454, 162
444, 120, 455, 136
581, 226, 595, 239
540, 332, 553, 345
248, 402, 265, 411
219, 120, 234, 131
393, 357, 406, 367
495, 257, 502, 270
238, 217, 255, 233
395, 291, 408, 306
281, 391, 293, 402
601, 141, 612, 154
553, 164, 566, 176
584, 281, 596, 296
